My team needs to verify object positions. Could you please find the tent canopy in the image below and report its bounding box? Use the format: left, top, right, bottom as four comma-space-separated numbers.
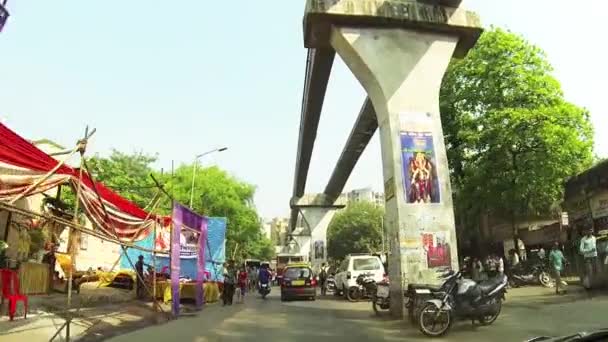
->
0, 123, 169, 241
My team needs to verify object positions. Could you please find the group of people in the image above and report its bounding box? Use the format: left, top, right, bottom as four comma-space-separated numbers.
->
466, 228, 606, 295
468, 254, 505, 282
221, 260, 272, 306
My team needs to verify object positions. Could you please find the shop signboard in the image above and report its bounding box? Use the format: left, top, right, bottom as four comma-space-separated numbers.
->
591, 192, 608, 219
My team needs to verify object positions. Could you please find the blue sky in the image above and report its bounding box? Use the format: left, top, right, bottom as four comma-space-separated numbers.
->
1, 1, 606, 219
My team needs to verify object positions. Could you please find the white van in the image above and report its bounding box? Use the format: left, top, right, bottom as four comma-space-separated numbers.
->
334, 254, 386, 298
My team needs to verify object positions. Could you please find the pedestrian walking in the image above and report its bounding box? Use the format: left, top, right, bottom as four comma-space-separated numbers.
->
549, 241, 568, 295
237, 265, 248, 304
319, 263, 329, 296
222, 260, 237, 306
579, 228, 598, 289
135, 255, 148, 300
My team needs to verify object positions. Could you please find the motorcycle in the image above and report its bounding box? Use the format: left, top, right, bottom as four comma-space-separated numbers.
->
417, 270, 508, 337
509, 260, 552, 288
259, 282, 271, 299
348, 272, 376, 302
371, 276, 390, 314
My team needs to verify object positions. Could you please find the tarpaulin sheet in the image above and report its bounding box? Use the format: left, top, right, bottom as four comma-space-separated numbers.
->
120, 217, 226, 282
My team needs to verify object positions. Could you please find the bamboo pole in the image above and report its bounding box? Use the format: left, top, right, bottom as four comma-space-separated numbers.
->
64, 126, 92, 342
67, 159, 84, 309
152, 222, 157, 312
0, 202, 168, 255
98, 192, 162, 291
8, 146, 78, 205
80, 157, 165, 313
8, 128, 95, 205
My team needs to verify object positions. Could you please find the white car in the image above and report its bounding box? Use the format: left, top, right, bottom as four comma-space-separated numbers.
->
334, 254, 386, 300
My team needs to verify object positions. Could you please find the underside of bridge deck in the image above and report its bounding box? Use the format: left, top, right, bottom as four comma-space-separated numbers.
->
323, 98, 377, 203
289, 47, 335, 230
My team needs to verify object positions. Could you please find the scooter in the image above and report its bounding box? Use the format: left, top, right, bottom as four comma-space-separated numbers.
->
417, 270, 508, 337
259, 281, 271, 299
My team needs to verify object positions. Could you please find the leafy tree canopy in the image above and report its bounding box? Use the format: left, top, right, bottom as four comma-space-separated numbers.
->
159, 164, 273, 261
59, 151, 273, 261
327, 201, 384, 260
440, 27, 594, 235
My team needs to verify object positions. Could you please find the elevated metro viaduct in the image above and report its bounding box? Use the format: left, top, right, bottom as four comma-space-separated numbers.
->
289, 0, 482, 317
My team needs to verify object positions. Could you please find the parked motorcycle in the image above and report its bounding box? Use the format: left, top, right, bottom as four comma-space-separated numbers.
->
259, 282, 271, 299
371, 276, 390, 314
346, 272, 376, 302
509, 260, 552, 288
417, 270, 508, 337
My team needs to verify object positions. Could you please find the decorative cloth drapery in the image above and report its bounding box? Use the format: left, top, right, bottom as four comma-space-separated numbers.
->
0, 123, 169, 241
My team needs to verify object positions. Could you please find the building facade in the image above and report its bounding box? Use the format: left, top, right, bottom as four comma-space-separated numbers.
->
269, 217, 289, 246
346, 187, 384, 207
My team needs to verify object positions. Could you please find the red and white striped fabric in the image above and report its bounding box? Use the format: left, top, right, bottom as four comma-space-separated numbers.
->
0, 123, 169, 241
0, 123, 74, 199
73, 172, 162, 241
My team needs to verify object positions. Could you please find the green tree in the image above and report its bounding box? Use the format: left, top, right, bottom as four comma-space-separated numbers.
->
440, 27, 594, 246
161, 164, 273, 261
87, 150, 159, 209
327, 201, 384, 260
57, 150, 159, 213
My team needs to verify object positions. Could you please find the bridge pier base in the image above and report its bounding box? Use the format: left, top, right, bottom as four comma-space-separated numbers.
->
291, 207, 338, 271
331, 28, 461, 318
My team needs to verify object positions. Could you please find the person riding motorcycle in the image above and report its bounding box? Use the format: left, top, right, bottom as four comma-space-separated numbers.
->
258, 264, 272, 287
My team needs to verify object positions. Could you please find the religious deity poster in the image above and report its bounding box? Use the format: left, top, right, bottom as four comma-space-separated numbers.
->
400, 131, 441, 204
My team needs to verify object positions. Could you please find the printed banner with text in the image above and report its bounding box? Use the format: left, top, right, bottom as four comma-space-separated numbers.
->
171, 202, 208, 315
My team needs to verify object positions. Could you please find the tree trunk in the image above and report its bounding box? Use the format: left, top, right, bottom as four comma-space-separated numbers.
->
479, 211, 490, 256
512, 209, 518, 257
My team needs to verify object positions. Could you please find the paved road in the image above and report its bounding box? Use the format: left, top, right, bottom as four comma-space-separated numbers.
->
108, 287, 608, 342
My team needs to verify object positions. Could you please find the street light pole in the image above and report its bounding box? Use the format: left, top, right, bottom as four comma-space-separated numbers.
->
189, 147, 228, 208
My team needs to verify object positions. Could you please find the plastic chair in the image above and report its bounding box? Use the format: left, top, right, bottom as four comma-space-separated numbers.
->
0, 269, 28, 321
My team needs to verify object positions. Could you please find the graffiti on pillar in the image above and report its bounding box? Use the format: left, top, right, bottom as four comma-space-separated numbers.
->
421, 231, 451, 269
401, 131, 441, 204
313, 240, 325, 259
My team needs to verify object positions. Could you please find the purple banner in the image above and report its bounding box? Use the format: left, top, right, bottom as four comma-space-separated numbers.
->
171, 202, 208, 316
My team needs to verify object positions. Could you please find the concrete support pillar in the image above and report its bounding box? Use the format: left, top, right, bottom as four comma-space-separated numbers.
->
331, 28, 459, 317
292, 207, 338, 271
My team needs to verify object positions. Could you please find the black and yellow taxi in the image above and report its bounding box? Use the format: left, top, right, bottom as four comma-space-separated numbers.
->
280, 262, 316, 301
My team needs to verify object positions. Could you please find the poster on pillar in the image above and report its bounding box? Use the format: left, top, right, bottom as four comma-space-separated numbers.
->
400, 112, 441, 204
421, 231, 451, 269
314, 240, 325, 260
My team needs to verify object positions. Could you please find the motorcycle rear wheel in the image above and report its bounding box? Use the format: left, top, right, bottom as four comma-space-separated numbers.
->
347, 286, 361, 302
418, 303, 452, 337
538, 272, 553, 288
477, 299, 502, 326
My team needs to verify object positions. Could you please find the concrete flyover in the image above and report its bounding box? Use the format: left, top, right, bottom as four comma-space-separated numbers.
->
290, 0, 482, 317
